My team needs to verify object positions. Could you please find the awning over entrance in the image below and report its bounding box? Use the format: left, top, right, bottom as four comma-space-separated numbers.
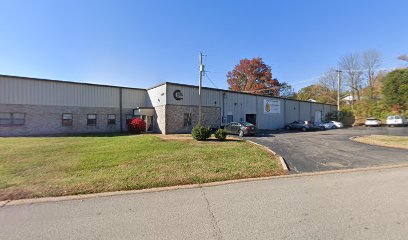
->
133, 107, 155, 116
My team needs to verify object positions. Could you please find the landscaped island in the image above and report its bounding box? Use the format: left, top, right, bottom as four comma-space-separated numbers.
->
352, 135, 408, 150
0, 134, 285, 200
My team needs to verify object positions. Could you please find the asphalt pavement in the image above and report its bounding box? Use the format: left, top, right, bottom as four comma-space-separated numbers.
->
1, 166, 408, 240
247, 127, 408, 173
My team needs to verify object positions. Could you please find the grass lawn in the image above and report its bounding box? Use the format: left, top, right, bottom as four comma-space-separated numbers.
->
0, 134, 285, 200
353, 135, 408, 150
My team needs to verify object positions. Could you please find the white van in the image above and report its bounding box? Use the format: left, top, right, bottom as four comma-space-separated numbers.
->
386, 115, 407, 127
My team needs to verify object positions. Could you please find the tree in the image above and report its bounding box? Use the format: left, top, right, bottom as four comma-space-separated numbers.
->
382, 68, 408, 112
339, 53, 364, 103
319, 68, 340, 92
227, 57, 280, 96
278, 82, 296, 98
362, 50, 381, 98
296, 84, 337, 104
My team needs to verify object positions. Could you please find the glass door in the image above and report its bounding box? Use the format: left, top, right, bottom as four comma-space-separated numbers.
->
137, 115, 153, 132
146, 116, 153, 132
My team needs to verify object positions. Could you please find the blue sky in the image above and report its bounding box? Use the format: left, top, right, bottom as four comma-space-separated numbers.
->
0, 0, 407, 91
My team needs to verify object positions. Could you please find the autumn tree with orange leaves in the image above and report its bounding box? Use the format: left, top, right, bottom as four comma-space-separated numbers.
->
227, 57, 282, 96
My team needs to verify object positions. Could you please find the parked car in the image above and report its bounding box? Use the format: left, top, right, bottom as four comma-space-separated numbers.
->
224, 122, 257, 137
312, 122, 326, 130
386, 115, 407, 127
364, 118, 382, 127
285, 120, 313, 131
319, 121, 344, 129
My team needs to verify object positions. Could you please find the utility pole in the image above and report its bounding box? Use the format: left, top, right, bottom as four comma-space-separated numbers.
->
198, 52, 204, 125
336, 69, 342, 121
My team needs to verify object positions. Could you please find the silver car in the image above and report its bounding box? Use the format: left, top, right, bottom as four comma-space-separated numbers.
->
364, 118, 382, 127
224, 122, 257, 137
319, 121, 344, 129
285, 120, 313, 131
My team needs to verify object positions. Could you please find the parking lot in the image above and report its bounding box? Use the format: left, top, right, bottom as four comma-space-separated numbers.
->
248, 127, 408, 173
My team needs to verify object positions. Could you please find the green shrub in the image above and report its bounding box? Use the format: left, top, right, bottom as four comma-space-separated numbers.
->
214, 128, 227, 141
191, 124, 212, 141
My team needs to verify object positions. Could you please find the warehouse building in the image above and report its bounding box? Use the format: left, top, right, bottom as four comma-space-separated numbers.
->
0, 74, 337, 136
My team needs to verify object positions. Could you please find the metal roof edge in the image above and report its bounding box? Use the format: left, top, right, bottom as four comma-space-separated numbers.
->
0, 74, 147, 91
164, 81, 337, 106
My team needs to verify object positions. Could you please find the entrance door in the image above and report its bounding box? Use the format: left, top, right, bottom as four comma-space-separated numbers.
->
146, 116, 153, 132
246, 114, 256, 125
138, 115, 154, 132
227, 115, 233, 123
314, 111, 322, 123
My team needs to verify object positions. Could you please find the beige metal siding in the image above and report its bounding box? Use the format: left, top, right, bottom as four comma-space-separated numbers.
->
311, 103, 324, 122
323, 104, 332, 119
0, 76, 121, 108
223, 92, 253, 122
299, 102, 312, 121
285, 100, 299, 123
256, 96, 284, 129
122, 88, 150, 108
166, 84, 222, 107
0, 76, 151, 108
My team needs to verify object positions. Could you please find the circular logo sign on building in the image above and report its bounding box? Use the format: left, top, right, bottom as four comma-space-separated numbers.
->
173, 90, 183, 100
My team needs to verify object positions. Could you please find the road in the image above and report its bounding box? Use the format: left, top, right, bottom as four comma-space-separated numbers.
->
1, 166, 408, 240
248, 127, 408, 173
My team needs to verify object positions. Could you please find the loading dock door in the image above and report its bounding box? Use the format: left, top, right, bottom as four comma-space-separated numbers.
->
246, 114, 256, 125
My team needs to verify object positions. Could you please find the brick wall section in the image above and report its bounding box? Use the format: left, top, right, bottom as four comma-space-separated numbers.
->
165, 105, 221, 134
0, 104, 135, 136
153, 105, 166, 134
0, 104, 220, 136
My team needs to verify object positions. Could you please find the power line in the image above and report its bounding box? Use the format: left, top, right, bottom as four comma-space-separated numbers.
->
240, 86, 281, 93
204, 72, 218, 88
201, 53, 220, 89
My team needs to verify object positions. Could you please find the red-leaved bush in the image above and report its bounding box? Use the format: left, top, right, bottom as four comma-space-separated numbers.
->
128, 118, 146, 134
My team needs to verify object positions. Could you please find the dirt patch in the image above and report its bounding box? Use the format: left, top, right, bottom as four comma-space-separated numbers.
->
0, 188, 34, 201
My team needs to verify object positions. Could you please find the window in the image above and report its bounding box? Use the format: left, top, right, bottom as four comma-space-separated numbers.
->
62, 113, 73, 126
0, 113, 25, 125
0, 113, 12, 125
87, 114, 97, 125
126, 114, 133, 124
12, 113, 25, 125
183, 113, 192, 127
107, 114, 116, 125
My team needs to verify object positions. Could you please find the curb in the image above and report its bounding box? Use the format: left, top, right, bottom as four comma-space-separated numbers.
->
3, 164, 408, 207
244, 139, 289, 171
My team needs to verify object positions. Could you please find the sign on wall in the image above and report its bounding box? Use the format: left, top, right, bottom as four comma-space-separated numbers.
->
264, 99, 280, 114
173, 90, 183, 100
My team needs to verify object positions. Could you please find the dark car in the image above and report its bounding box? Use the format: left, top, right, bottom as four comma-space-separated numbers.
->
224, 122, 257, 137
285, 120, 313, 131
